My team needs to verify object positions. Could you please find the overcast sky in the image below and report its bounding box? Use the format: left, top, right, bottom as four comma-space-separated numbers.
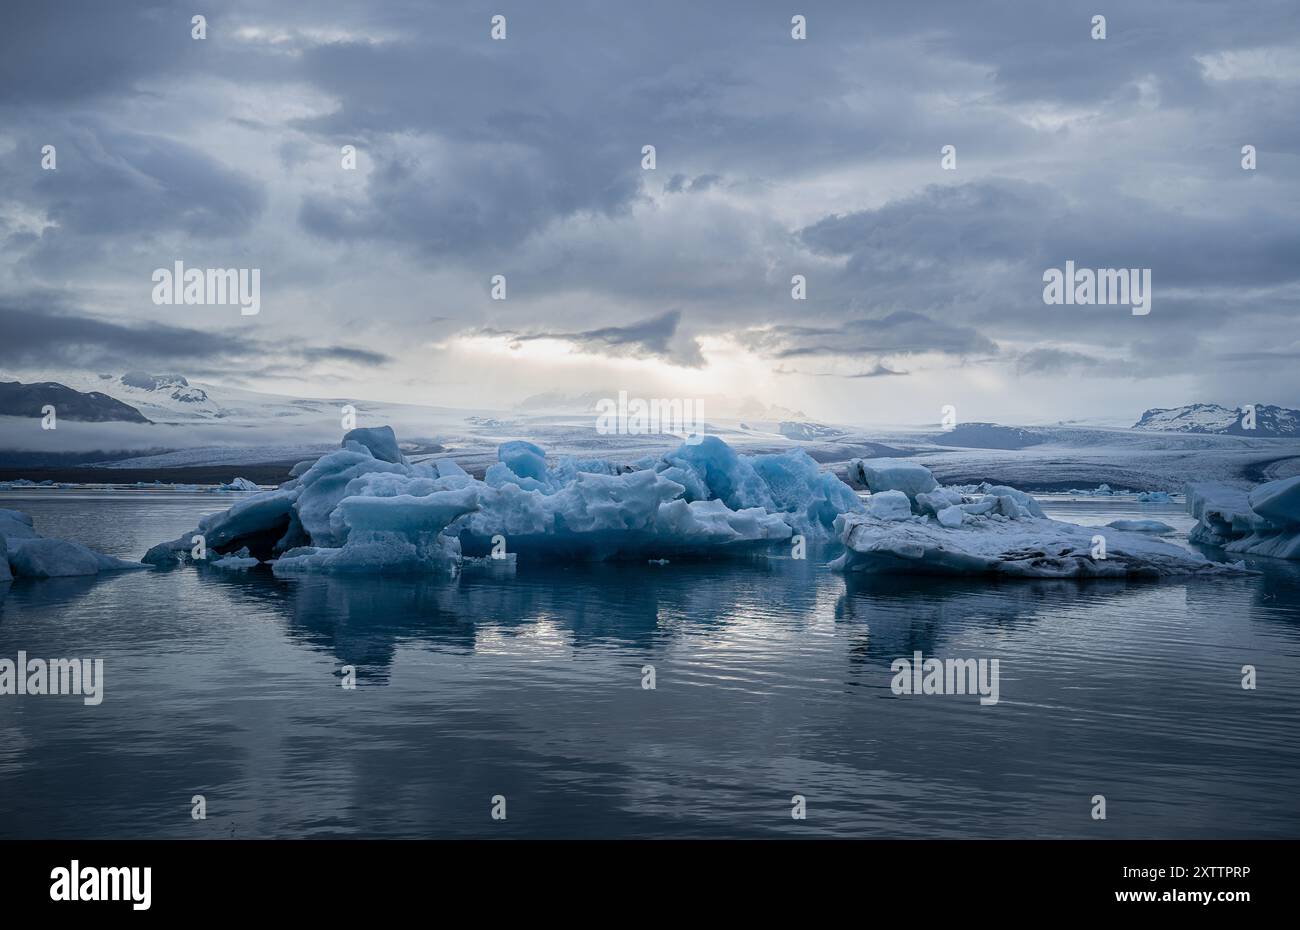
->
2, 0, 1298, 426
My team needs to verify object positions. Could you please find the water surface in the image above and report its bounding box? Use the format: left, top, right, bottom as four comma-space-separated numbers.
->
2, 490, 1298, 838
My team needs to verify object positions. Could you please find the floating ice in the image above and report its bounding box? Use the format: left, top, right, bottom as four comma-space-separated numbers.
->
1188, 477, 1300, 560
1137, 491, 1174, 503
145, 426, 854, 573
1107, 519, 1175, 534
866, 490, 913, 521
211, 548, 260, 571
1, 507, 145, 579
832, 465, 1247, 579
216, 477, 260, 492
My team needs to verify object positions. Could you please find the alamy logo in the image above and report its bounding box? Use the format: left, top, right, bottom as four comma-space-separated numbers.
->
0, 652, 103, 705
50, 860, 150, 910
595, 390, 705, 440
890, 651, 1000, 706
152, 261, 261, 315
1042, 261, 1151, 315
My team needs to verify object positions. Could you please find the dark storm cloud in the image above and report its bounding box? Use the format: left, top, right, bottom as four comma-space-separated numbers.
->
1014, 348, 1104, 376
0, 302, 392, 373
793, 177, 1300, 359
849, 363, 909, 378
738, 311, 998, 359
23, 123, 265, 238
477, 309, 704, 367
0, 301, 253, 370
300, 345, 394, 366
0, 1, 190, 105
800, 178, 1300, 292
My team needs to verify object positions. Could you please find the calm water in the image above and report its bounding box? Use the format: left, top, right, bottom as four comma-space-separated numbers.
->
2, 490, 1298, 838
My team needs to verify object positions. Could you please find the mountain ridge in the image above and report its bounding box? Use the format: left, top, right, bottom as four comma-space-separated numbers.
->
1133, 403, 1300, 437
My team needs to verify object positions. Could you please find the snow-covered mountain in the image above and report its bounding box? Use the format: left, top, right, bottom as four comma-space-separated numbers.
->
52, 371, 351, 423
1133, 403, 1300, 437
0, 380, 151, 423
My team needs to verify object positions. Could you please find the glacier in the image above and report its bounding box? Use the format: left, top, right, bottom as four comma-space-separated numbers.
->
143, 426, 860, 574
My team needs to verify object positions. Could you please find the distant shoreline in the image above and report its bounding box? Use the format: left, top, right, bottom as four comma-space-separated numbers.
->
0, 462, 298, 486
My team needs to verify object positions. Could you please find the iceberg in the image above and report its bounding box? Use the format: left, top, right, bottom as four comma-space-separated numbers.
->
1187, 477, 1300, 560
832, 467, 1248, 579
1, 507, 145, 579
145, 426, 856, 574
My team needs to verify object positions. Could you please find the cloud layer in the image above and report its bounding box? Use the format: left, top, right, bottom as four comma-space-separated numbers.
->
1, 0, 1297, 422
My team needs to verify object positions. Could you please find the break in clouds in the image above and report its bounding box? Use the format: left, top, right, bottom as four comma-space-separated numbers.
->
1, 0, 1298, 423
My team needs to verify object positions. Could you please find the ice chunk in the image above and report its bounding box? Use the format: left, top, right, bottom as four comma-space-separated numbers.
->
916, 487, 963, 517
342, 425, 405, 464
976, 485, 1045, 518
1137, 491, 1173, 503
747, 448, 863, 535
654, 437, 859, 538
659, 436, 777, 511
2, 508, 144, 578
1187, 478, 1300, 559
833, 487, 1247, 579
1248, 476, 1300, 527
0, 508, 39, 542
294, 450, 405, 546
867, 490, 913, 521
211, 548, 260, 571
217, 477, 260, 492
8, 538, 144, 578
455, 468, 790, 560
274, 532, 463, 575
199, 487, 300, 554
936, 505, 965, 528
849, 459, 937, 498
1107, 519, 1175, 534
331, 488, 479, 540
497, 440, 549, 483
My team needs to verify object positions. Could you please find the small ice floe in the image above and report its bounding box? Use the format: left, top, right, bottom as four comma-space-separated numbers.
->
1137, 490, 1174, 503
1106, 519, 1176, 535
1187, 477, 1300, 560
214, 477, 260, 492
210, 547, 260, 571
831, 465, 1250, 579
144, 426, 863, 575
1, 508, 146, 580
